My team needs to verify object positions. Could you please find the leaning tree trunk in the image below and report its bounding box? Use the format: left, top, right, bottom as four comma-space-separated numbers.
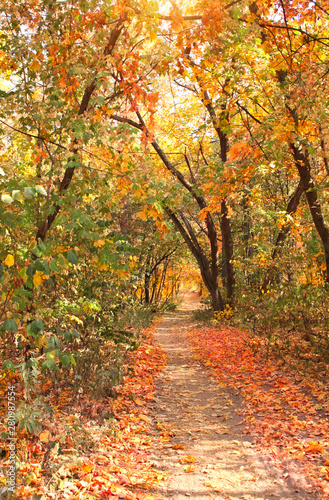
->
290, 143, 329, 282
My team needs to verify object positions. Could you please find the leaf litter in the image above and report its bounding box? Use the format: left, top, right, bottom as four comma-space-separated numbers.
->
0, 324, 166, 499
146, 294, 328, 499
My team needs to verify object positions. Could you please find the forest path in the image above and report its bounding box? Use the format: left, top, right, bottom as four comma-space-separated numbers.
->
147, 293, 316, 500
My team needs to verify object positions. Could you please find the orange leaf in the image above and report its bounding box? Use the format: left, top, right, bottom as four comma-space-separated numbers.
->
305, 441, 324, 454
39, 430, 50, 443
82, 464, 93, 473
172, 444, 185, 449
180, 455, 195, 463
139, 414, 152, 422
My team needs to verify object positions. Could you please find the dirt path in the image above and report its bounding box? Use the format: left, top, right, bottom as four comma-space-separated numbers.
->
148, 298, 317, 500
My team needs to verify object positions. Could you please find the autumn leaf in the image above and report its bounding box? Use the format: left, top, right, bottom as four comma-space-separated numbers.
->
305, 441, 324, 454
4, 254, 14, 267
180, 455, 195, 463
172, 444, 185, 449
39, 430, 50, 443
139, 414, 152, 422
82, 464, 93, 473
33, 270, 44, 287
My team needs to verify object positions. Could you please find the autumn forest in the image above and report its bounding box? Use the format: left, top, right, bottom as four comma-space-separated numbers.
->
1, 0, 329, 498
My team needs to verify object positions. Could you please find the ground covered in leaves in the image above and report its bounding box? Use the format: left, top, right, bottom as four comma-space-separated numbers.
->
146, 296, 329, 499
0, 324, 166, 499
188, 323, 329, 497
1, 297, 329, 499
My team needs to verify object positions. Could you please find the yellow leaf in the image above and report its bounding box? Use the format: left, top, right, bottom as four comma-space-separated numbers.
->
33, 271, 43, 287
4, 254, 14, 267
181, 455, 195, 463
68, 315, 83, 325
35, 335, 47, 348
94, 239, 105, 247
160, 433, 170, 443
103, 107, 115, 117
184, 465, 194, 472
149, 31, 157, 43
30, 59, 41, 72
136, 210, 148, 221
39, 430, 50, 443
82, 464, 93, 473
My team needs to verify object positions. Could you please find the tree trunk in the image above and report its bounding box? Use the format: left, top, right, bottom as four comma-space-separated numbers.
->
163, 205, 224, 311
290, 143, 329, 282
220, 199, 235, 303
262, 179, 304, 290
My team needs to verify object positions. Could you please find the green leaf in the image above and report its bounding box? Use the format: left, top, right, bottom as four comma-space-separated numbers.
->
35, 260, 45, 272
3, 360, 16, 371
67, 250, 78, 265
61, 354, 70, 367
1, 319, 18, 333
49, 259, 59, 272
27, 319, 44, 336
64, 330, 72, 341
41, 358, 57, 371
71, 329, 79, 339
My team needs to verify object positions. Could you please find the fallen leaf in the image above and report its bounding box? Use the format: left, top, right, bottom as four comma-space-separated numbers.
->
39, 430, 50, 443
82, 464, 93, 473
172, 444, 185, 449
305, 441, 324, 454
139, 414, 152, 422
180, 455, 195, 463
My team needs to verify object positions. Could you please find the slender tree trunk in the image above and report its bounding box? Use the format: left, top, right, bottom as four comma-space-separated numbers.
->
163, 205, 224, 310
272, 179, 303, 260
144, 272, 151, 304
290, 143, 329, 282
262, 179, 304, 290
220, 199, 235, 303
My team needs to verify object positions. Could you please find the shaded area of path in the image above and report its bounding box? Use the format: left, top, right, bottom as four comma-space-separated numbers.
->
148, 295, 317, 499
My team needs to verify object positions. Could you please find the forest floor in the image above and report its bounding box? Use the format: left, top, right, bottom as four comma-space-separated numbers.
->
146, 292, 329, 500
1, 293, 329, 499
